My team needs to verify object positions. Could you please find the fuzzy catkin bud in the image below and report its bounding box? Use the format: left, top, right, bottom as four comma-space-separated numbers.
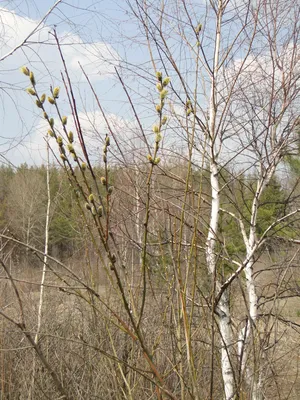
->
60, 154, 67, 162
53, 87, 60, 98
97, 206, 103, 217
29, 71, 36, 86
62, 116, 67, 125
57, 136, 63, 146
68, 131, 74, 143
88, 193, 94, 202
43, 112, 48, 119
67, 144, 75, 153
26, 88, 36, 96
160, 89, 168, 100
155, 133, 162, 143
195, 23, 202, 34
48, 130, 54, 137
156, 83, 163, 92
85, 203, 91, 211
36, 100, 42, 109
162, 116, 167, 125
20, 66, 30, 76
40, 94, 46, 104
147, 154, 153, 163
81, 162, 87, 171
162, 77, 171, 86
154, 157, 161, 165
48, 97, 55, 105
49, 118, 54, 128
156, 104, 162, 113
156, 71, 162, 80
153, 125, 160, 133
105, 136, 110, 146
100, 176, 106, 185
108, 186, 113, 194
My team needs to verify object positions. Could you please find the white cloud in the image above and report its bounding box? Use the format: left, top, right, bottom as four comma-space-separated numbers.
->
0, 7, 119, 82
0, 7, 121, 165
32, 109, 140, 166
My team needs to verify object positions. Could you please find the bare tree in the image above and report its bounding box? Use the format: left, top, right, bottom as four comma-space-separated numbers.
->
0, 1, 299, 399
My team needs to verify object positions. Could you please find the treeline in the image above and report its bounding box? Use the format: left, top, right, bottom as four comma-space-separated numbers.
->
0, 163, 84, 264
0, 161, 296, 269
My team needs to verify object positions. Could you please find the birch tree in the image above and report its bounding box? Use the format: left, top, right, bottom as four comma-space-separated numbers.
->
129, 0, 300, 398
0, 0, 299, 398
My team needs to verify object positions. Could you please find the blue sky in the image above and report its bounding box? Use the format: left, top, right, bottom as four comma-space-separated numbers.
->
0, 0, 153, 166
1, 0, 297, 172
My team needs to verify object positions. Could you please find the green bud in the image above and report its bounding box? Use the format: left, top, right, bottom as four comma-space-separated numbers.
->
40, 94, 46, 104
26, 88, 36, 96
156, 83, 163, 92
57, 136, 63, 146
103, 145, 107, 154
108, 186, 113, 194
81, 162, 87, 171
49, 118, 54, 128
162, 77, 171, 86
105, 136, 110, 146
154, 157, 161, 165
35, 100, 42, 109
147, 154, 153, 163
60, 154, 67, 162
88, 193, 94, 202
156, 71, 162, 80
62, 116, 67, 125
91, 206, 97, 216
67, 144, 75, 153
100, 176, 106, 185
187, 108, 192, 116
160, 89, 168, 100
195, 23, 202, 34
48, 97, 55, 105
20, 66, 30, 76
68, 131, 74, 143
162, 116, 167, 125
155, 132, 162, 143
43, 112, 48, 119
153, 125, 160, 133
97, 206, 103, 217
47, 130, 54, 137
156, 104, 162, 113
29, 71, 35, 86
53, 87, 60, 98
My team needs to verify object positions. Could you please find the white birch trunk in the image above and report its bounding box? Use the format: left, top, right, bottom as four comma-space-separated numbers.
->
238, 168, 276, 399
205, 2, 235, 398
30, 139, 51, 399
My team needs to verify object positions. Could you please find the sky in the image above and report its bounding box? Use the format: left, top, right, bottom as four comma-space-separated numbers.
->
0, 0, 150, 166
0, 0, 298, 172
